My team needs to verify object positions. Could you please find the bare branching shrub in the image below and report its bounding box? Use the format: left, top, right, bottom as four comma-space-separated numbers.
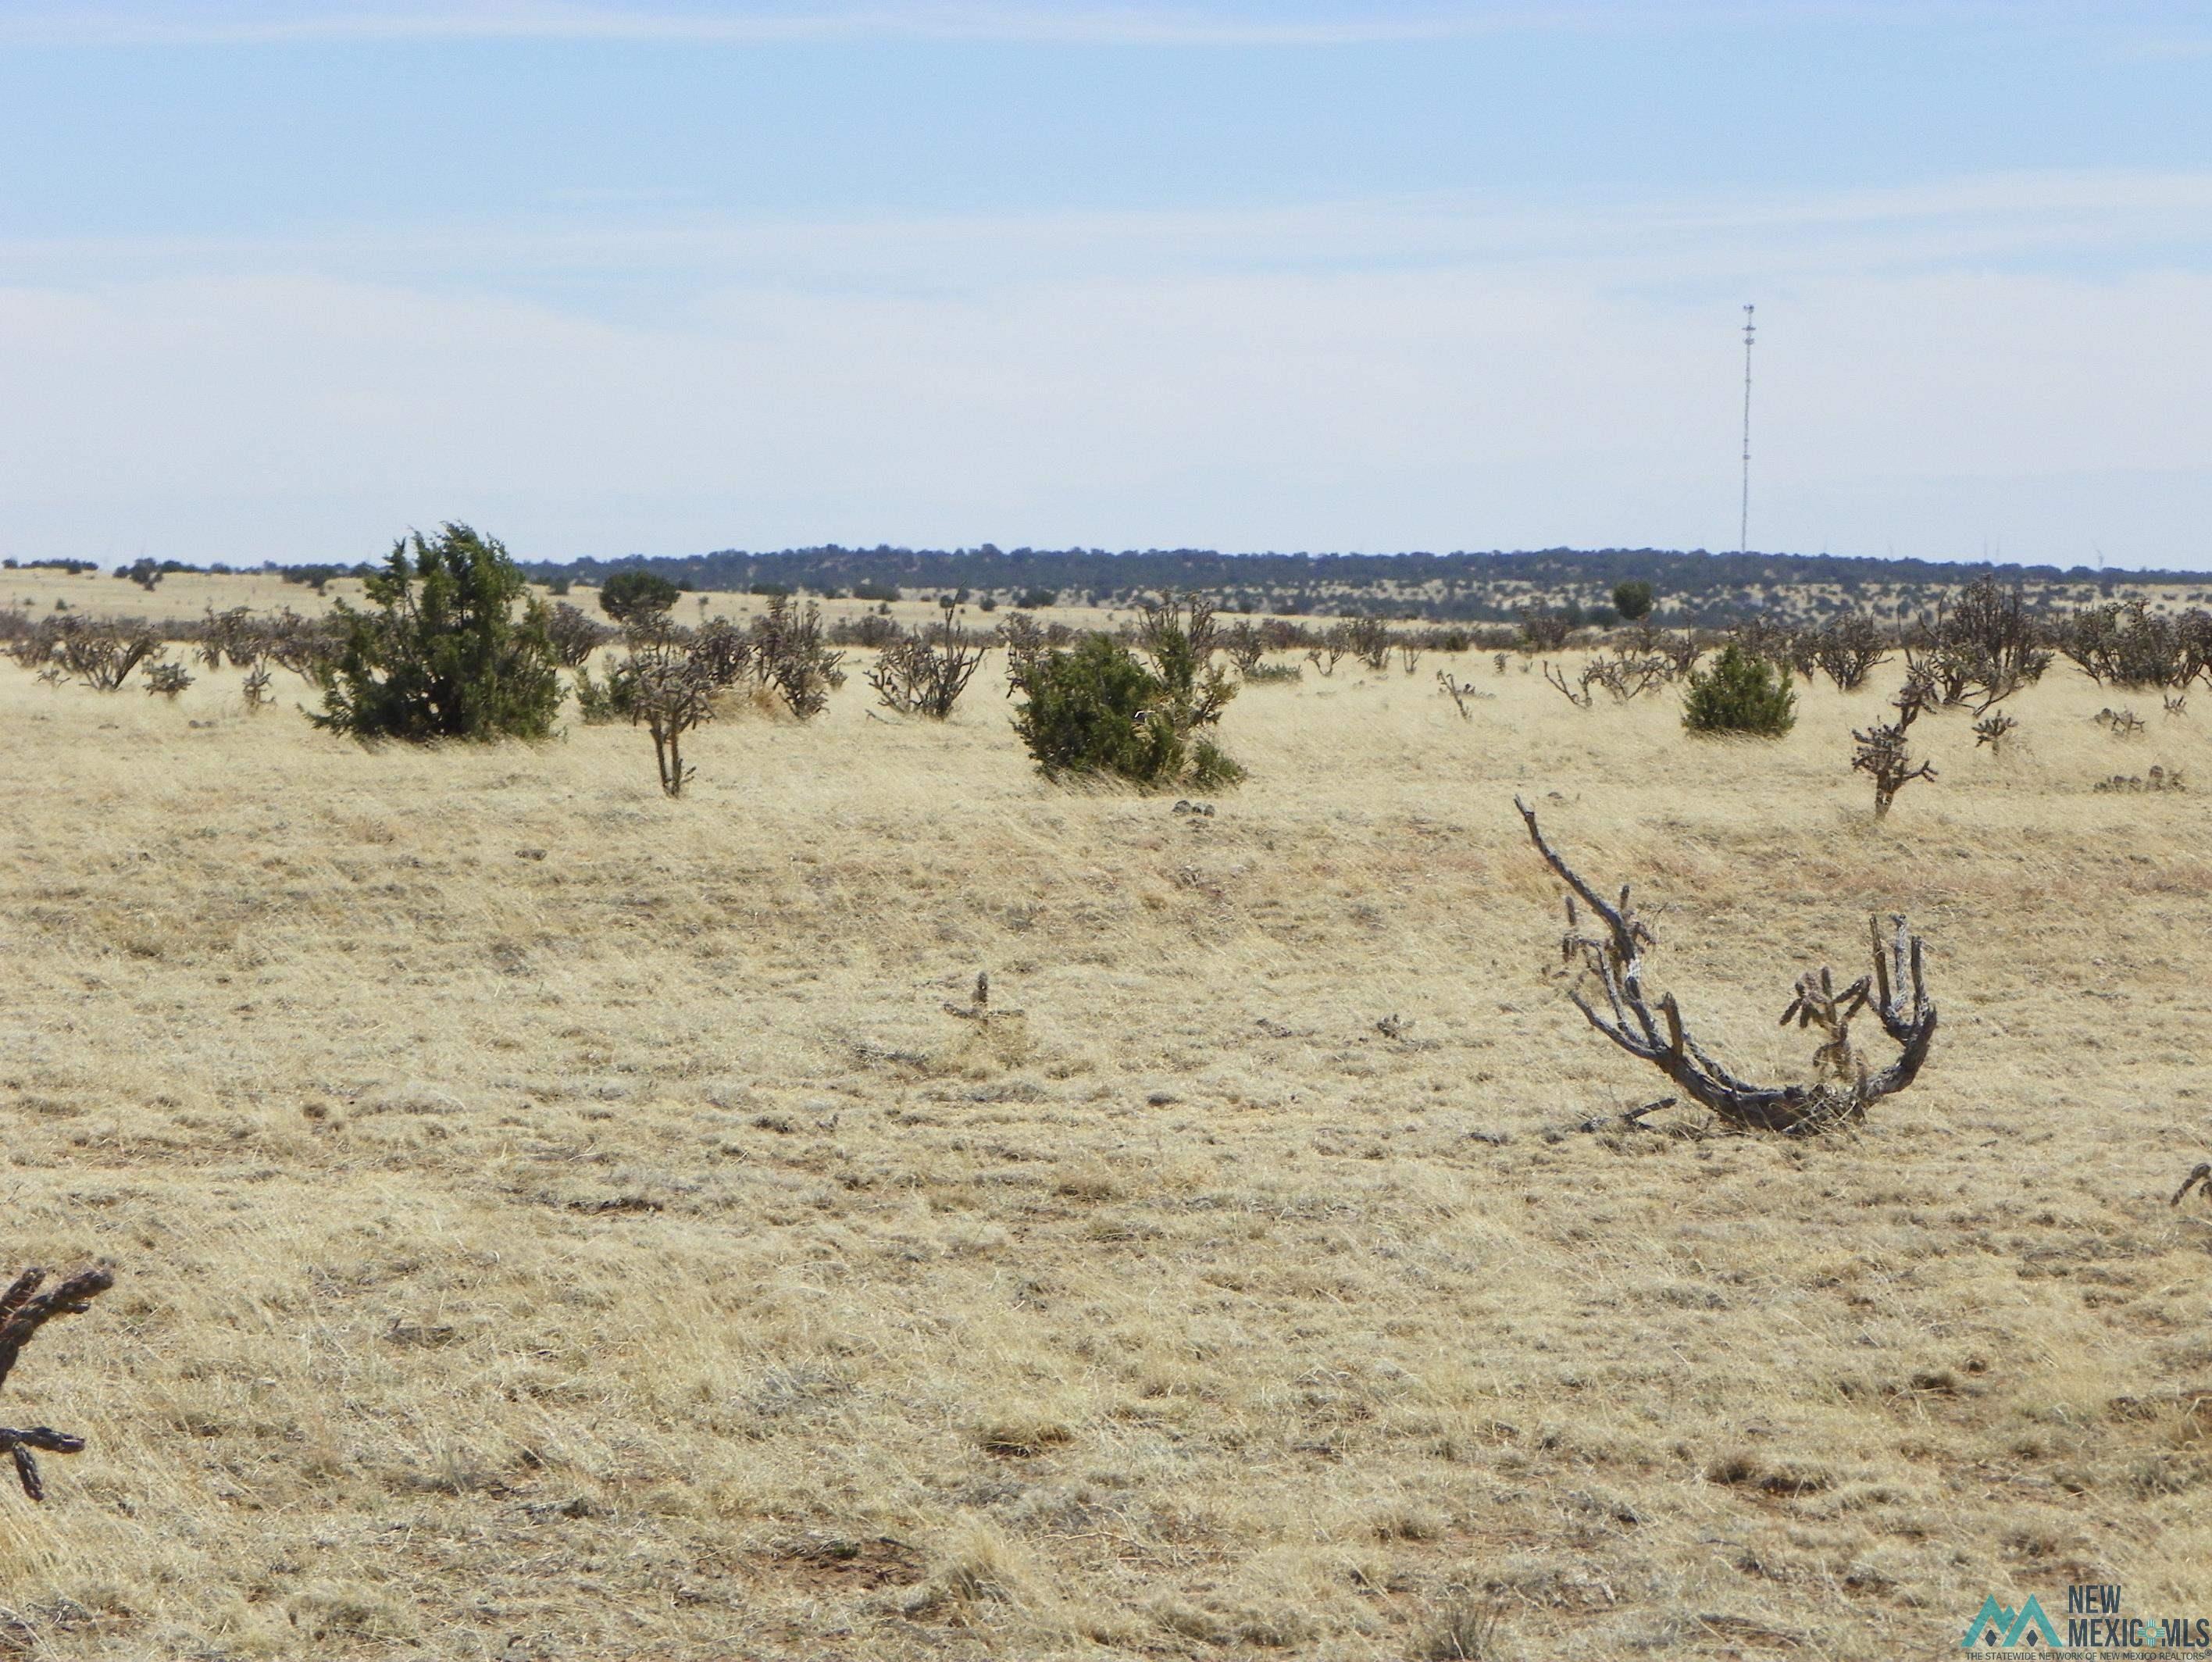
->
1851, 678, 1938, 816
1397, 640, 1422, 675
195, 606, 260, 672
869, 600, 986, 719
19, 615, 167, 691
1918, 576, 2052, 708
2058, 599, 2212, 690
2095, 706, 2146, 740
1902, 584, 2051, 712
1973, 711, 2017, 752
1808, 612, 1892, 690
1518, 801, 1936, 1135
1136, 593, 1237, 734
1729, 615, 1803, 677
595, 617, 752, 794
1436, 669, 1490, 718
1540, 659, 1591, 708
749, 596, 845, 719
1546, 648, 1677, 707
622, 637, 720, 797
1305, 626, 1348, 677
545, 601, 613, 668
7, 624, 56, 672
689, 617, 754, 686
1517, 608, 1574, 652
191, 605, 343, 692
1220, 619, 1265, 676
0, 1266, 114, 1501
1343, 615, 1392, 672
144, 662, 194, 700
2165, 691, 2189, 719
1626, 621, 1706, 678
830, 612, 905, 648
1590, 651, 1674, 701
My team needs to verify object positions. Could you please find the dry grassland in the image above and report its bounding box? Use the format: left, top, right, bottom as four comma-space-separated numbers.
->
3, 635, 2211, 1660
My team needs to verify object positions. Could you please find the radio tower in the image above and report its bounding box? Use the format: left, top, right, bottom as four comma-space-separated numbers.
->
1738, 304, 1756, 556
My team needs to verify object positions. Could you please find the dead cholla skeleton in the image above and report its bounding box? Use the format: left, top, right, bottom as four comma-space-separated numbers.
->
1436, 668, 1490, 719
1517, 799, 1936, 1135
10, 615, 166, 691
867, 597, 986, 719
0, 1266, 114, 1501
1542, 650, 1675, 708
1851, 676, 1939, 817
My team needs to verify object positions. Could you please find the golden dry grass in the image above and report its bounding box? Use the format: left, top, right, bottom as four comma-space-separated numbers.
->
3, 627, 2211, 1660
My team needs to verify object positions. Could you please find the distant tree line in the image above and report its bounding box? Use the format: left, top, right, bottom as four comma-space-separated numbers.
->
9, 544, 2207, 629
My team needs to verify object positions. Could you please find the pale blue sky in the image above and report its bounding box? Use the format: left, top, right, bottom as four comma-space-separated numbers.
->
5, 2, 2210, 567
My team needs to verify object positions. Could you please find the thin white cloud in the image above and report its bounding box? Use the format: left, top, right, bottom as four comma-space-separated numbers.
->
5, 244, 2209, 565
0, 0, 2112, 48
3, 169, 2206, 298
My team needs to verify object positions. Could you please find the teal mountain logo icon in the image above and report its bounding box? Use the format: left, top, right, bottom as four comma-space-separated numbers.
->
1962, 1594, 2060, 1649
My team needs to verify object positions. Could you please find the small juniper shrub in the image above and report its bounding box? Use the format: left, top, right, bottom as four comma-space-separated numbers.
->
596, 569, 680, 625
1010, 592, 1244, 790
312, 524, 563, 742
1682, 642, 1796, 736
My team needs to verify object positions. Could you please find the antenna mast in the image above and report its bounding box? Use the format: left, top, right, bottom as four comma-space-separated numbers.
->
1739, 304, 1756, 556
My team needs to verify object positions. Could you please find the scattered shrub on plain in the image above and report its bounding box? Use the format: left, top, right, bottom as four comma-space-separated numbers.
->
2057, 598, 2212, 690
1010, 593, 1243, 790
144, 662, 194, 700
1682, 643, 1796, 736
1851, 676, 1938, 817
869, 599, 984, 719
1519, 801, 1937, 1135
11, 615, 167, 691
748, 595, 845, 719
597, 569, 680, 624
1517, 608, 1575, 652
312, 523, 562, 743
1611, 579, 1655, 622
1807, 612, 1891, 691
545, 601, 613, 667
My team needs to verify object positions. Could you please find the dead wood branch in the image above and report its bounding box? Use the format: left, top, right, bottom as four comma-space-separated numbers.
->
0, 1266, 114, 1501
1515, 801, 1936, 1136
944, 971, 1024, 1023
1541, 1097, 1693, 1140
